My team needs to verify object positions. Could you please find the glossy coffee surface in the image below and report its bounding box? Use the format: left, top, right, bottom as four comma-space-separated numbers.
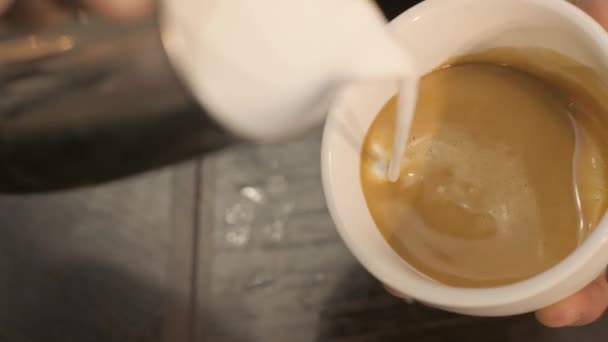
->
361, 53, 608, 287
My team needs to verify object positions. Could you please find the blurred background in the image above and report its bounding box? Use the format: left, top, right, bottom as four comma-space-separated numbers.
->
1, 0, 608, 341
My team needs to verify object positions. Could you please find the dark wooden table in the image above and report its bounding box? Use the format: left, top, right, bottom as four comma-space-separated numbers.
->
1, 129, 606, 341
0, 1, 607, 341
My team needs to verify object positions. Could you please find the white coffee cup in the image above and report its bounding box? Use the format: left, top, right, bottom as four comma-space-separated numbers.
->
322, 0, 608, 316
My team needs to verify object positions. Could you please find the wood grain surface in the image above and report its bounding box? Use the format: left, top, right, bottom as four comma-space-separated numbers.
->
0, 167, 181, 341
193, 130, 608, 342
0, 1, 606, 341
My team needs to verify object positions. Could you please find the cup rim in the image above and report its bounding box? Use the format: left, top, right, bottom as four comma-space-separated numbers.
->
322, 0, 608, 309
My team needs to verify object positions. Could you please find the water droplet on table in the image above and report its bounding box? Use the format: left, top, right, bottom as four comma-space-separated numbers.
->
240, 186, 266, 204
225, 202, 255, 225
225, 225, 251, 246
245, 273, 276, 291
263, 220, 285, 242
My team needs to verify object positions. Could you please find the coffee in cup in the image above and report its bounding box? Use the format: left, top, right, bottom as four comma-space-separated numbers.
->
360, 47, 608, 288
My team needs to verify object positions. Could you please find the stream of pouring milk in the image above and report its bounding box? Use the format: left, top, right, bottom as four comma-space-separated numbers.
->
387, 80, 418, 182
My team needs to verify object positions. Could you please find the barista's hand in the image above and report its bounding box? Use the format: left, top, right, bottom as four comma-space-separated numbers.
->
0, 0, 153, 26
388, 0, 608, 328
535, 0, 608, 328
77, 0, 154, 20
